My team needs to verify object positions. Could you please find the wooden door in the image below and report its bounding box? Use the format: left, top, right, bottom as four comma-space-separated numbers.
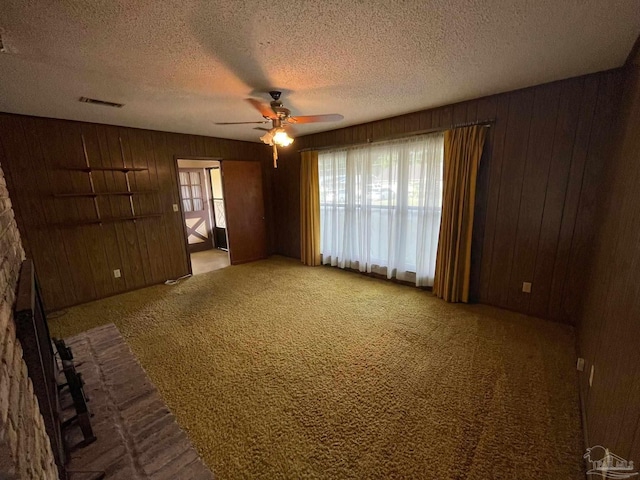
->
179, 169, 214, 253
222, 161, 267, 264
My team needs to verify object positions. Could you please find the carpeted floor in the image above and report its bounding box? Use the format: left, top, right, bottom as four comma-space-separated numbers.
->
50, 256, 584, 479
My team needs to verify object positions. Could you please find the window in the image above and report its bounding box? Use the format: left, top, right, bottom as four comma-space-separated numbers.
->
209, 167, 227, 229
319, 133, 444, 286
180, 171, 204, 212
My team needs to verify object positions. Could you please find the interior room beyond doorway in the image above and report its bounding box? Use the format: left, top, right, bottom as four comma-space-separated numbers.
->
177, 158, 230, 275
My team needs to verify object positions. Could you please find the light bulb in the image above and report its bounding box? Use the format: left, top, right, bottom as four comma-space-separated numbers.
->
273, 129, 294, 147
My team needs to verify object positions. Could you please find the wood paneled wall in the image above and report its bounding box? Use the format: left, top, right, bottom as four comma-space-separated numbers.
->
0, 113, 271, 310
576, 53, 640, 464
272, 69, 624, 323
272, 148, 301, 260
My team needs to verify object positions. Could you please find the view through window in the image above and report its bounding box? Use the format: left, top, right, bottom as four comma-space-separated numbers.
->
318, 133, 444, 286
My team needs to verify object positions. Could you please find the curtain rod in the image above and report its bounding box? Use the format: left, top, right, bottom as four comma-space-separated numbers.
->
297, 119, 495, 153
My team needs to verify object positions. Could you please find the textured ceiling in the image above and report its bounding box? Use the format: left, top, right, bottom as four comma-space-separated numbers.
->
0, 1, 638, 143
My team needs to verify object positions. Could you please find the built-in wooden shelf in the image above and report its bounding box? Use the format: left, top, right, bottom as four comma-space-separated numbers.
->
55, 135, 160, 226
53, 214, 163, 228
53, 191, 157, 198
64, 167, 149, 173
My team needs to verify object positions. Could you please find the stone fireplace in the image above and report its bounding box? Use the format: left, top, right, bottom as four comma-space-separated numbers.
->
0, 165, 59, 479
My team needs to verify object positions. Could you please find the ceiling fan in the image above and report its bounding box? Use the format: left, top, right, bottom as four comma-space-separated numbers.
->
215, 91, 343, 167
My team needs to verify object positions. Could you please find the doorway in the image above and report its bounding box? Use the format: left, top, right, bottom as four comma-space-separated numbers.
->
209, 167, 228, 250
177, 159, 230, 275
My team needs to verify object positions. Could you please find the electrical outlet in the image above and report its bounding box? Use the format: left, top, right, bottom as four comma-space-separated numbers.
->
576, 357, 585, 372
173, 204, 179, 212
522, 282, 532, 293
113, 269, 121, 278
589, 364, 595, 387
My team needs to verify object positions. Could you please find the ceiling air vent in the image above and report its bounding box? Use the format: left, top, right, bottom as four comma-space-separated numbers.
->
79, 97, 124, 108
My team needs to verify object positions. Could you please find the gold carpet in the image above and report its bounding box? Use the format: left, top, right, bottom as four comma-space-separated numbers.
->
50, 256, 584, 479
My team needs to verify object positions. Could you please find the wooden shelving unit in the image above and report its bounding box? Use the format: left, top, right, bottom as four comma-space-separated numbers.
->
53, 214, 163, 228
64, 167, 149, 173
53, 191, 157, 198
53, 135, 163, 227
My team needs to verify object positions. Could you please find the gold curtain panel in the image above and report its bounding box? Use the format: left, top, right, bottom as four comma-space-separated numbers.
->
434, 125, 488, 302
300, 150, 321, 266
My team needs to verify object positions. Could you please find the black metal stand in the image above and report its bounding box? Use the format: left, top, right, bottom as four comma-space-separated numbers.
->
54, 339, 97, 449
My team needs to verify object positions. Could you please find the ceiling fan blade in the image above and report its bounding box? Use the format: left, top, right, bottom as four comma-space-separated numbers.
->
246, 98, 277, 119
215, 120, 270, 125
289, 114, 344, 124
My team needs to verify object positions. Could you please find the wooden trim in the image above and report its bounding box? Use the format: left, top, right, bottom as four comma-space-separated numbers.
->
173, 155, 193, 276
219, 158, 265, 162
175, 155, 223, 162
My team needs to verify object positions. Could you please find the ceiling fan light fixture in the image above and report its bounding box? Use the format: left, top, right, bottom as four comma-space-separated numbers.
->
219, 92, 341, 166
273, 129, 294, 147
259, 130, 274, 146
260, 128, 294, 147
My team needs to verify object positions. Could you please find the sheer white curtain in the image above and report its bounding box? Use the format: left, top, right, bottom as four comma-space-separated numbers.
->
319, 133, 444, 286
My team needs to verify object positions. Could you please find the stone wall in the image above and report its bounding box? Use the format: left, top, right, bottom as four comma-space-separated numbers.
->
0, 164, 58, 479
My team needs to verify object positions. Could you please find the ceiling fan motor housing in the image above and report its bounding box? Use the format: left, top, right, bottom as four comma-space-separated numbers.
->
216, 92, 343, 152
